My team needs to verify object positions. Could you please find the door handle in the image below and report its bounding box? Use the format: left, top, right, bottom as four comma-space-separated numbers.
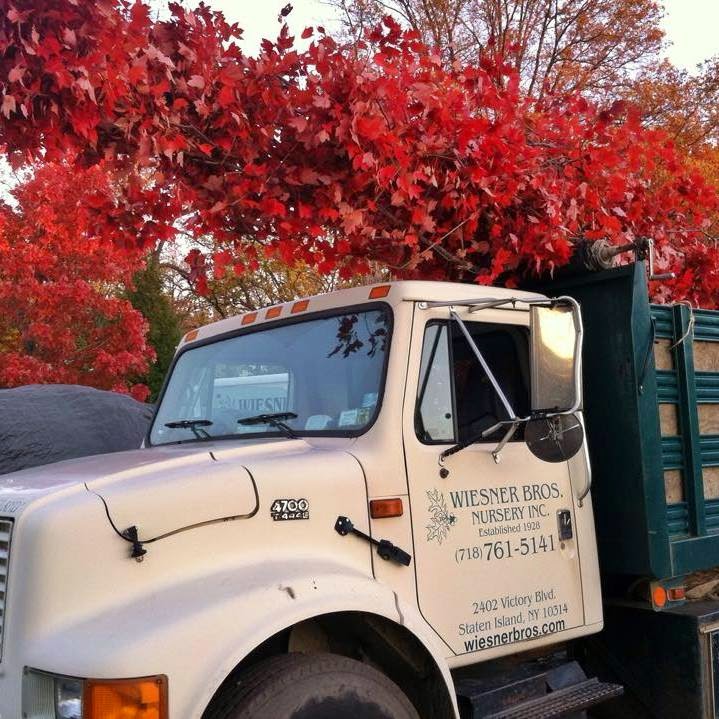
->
334, 516, 412, 566
557, 509, 573, 540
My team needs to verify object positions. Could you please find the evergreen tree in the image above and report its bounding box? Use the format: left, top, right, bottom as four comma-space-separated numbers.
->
126, 259, 183, 401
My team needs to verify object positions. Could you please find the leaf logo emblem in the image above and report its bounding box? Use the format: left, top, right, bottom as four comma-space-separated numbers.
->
426, 489, 457, 545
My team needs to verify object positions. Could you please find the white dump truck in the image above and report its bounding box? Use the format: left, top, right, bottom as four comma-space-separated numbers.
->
4, 267, 696, 719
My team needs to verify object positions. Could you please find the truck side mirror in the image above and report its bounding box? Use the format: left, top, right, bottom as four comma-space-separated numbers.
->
530, 302, 582, 415
525, 414, 584, 462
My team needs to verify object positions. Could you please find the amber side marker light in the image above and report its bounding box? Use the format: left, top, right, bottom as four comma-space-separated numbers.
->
266, 306, 282, 319
291, 299, 310, 313
241, 311, 258, 325
370, 498, 404, 519
85, 676, 168, 719
368, 285, 391, 299
184, 329, 199, 343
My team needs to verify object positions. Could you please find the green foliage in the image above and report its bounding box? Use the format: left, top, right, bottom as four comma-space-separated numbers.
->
126, 259, 183, 401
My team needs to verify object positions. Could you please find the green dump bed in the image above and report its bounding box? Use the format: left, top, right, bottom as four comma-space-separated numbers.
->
548, 263, 719, 581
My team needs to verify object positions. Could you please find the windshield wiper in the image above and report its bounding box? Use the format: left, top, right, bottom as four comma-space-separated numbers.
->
164, 419, 213, 440
237, 412, 298, 439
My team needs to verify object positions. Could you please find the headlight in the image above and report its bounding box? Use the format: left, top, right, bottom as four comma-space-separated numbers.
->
55, 676, 83, 719
23, 669, 168, 718
23, 670, 81, 718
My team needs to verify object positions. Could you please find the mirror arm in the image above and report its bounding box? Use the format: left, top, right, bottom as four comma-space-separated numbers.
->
450, 309, 517, 421
439, 432, 482, 462
491, 422, 519, 464
481, 420, 504, 438
480, 415, 533, 439
575, 414, 592, 506
439, 417, 528, 464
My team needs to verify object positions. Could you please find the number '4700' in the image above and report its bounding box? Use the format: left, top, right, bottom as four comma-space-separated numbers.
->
270, 498, 310, 521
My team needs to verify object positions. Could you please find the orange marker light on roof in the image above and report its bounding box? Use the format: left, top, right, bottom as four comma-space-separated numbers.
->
369, 285, 391, 299
241, 312, 258, 325
291, 299, 310, 314
266, 306, 282, 320
184, 329, 199, 343
370, 498, 404, 519
84, 675, 168, 719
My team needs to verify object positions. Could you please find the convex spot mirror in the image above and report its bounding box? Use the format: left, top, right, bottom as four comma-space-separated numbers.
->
530, 303, 581, 415
526, 413, 584, 463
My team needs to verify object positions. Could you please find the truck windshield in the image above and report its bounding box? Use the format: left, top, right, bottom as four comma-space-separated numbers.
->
149, 307, 391, 445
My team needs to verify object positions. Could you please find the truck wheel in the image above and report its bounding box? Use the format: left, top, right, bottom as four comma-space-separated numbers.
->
207, 652, 421, 719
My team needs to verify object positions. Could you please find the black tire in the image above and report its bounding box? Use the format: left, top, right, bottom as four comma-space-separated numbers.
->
206, 652, 421, 719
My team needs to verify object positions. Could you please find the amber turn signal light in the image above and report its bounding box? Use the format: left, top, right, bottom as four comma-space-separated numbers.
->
652, 585, 667, 608
84, 676, 168, 719
370, 498, 404, 519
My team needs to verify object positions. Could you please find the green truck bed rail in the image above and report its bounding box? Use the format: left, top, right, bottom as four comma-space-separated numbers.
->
544, 263, 719, 580
653, 304, 719, 547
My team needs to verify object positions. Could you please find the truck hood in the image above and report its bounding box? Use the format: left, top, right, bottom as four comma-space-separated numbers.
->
0, 444, 220, 510
0, 439, 354, 541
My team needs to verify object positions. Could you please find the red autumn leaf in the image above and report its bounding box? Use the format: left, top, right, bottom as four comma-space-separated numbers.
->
8, 65, 23, 83
288, 116, 308, 132
0, 163, 152, 395
355, 115, 384, 141
342, 207, 364, 233
128, 62, 146, 84
217, 84, 235, 107
313, 93, 331, 109
297, 202, 313, 219
1, 94, 16, 118
377, 166, 396, 185
0, 0, 714, 309
6, 6, 29, 23
187, 74, 205, 89
261, 197, 286, 217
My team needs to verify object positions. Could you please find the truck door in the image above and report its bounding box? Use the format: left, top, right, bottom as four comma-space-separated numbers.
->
403, 303, 585, 658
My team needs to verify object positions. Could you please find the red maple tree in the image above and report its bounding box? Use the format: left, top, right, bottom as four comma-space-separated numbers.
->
0, 1, 717, 304
0, 162, 152, 398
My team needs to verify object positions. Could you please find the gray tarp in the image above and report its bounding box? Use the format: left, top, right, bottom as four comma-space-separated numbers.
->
0, 385, 153, 475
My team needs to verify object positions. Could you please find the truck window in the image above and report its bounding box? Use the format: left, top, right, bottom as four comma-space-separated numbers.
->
452, 322, 530, 442
416, 324, 454, 442
150, 306, 391, 445
415, 321, 530, 443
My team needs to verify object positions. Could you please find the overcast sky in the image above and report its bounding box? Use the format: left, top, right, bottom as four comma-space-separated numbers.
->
662, 0, 719, 70
211, 0, 719, 72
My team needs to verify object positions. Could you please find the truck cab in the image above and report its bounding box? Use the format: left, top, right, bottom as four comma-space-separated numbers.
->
0, 281, 621, 719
